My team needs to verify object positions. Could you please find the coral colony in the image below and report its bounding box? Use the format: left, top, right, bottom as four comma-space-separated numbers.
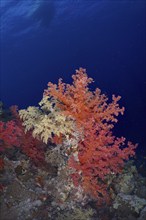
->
0, 68, 137, 206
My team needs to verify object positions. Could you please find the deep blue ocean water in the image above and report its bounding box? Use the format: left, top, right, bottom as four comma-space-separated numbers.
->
0, 0, 146, 155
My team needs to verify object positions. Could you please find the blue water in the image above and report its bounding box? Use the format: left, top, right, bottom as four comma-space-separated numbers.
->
0, 0, 146, 154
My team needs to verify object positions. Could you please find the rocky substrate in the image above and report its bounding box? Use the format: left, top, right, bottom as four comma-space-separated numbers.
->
0, 147, 146, 220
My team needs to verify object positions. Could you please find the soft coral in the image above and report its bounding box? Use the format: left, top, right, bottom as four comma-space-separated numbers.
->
44, 67, 137, 203
10, 105, 46, 166
0, 106, 46, 167
0, 120, 22, 152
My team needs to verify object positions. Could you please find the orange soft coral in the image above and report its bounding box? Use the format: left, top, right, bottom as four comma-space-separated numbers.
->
44, 68, 125, 129
44, 67, 137, 203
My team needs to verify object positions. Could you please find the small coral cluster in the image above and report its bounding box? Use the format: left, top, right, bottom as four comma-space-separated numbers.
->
0, 68, 137, 205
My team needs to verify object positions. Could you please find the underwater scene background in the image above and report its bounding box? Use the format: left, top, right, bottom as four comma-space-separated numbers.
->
0, 1, 146, 220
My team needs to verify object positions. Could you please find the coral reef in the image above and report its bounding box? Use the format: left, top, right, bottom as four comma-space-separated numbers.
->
0, 68, 140, 219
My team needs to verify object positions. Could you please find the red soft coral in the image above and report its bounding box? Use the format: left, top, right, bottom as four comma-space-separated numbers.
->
0, 120, 22, 171
0, 106, 46, 167
10, 105, 46, 166
0, 120, 22, 152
